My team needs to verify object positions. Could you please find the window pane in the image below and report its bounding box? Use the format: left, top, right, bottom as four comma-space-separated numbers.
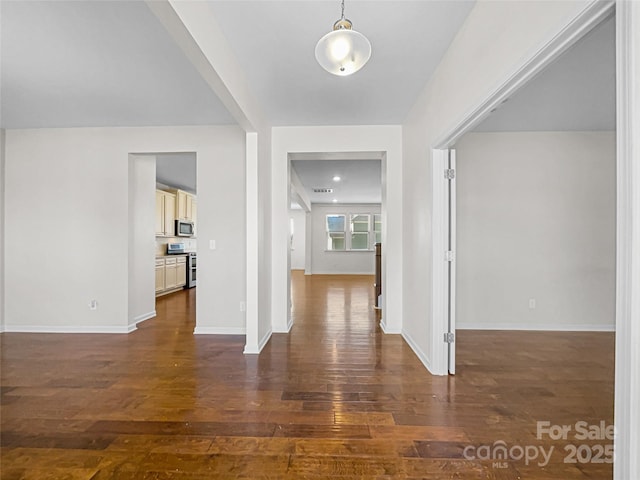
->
351, 214, 370, 232
374, 214, 382, 244
351, 232, 369, 250
326, 215, 345, 232
327, 232, 346, 251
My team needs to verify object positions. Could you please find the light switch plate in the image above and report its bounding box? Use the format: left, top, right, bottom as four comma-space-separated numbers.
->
209, 240, 216, 250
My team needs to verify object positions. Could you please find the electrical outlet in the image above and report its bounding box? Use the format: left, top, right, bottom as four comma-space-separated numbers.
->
89, 300, 98, 310
529, 298, 536, 309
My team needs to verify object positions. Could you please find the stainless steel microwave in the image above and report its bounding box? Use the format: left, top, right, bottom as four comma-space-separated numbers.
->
175, 219, 195, 237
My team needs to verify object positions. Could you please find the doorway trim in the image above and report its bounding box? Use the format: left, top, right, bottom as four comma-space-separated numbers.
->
614, 1, 640, 477
271, 126, 404, 336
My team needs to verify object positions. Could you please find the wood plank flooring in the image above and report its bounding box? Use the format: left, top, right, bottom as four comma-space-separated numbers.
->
1, 272, 614, 479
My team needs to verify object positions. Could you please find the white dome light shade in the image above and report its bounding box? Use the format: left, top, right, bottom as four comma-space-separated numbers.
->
315, 27, 371, 76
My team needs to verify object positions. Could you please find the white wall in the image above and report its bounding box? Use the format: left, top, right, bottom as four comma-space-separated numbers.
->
272, 126, 403, 334
0, 129, 5, 332
310, 204, 380, 275
128, 155, 157, 328
196, 128, 247, 334
455, 131, 615, 330
402, 0, 597, 374
289, 209, 306, 270
4, 125, 245, 333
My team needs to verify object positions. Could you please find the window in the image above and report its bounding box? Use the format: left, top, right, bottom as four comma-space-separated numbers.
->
350, 214, 370, 250
326, 214, 346, 251
325, 212, 381, 251
374, 214, 382, 244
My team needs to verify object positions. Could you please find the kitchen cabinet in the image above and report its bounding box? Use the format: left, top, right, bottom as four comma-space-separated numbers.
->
164, 257, 178, 289
155, 256, 187, 296
170, 189, 196, 222
155, 259, 165, 293
176, 257, 187, 287
155, 190, 176, 237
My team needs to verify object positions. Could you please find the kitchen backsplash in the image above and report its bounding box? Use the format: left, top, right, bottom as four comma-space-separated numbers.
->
156, 237, 197, 256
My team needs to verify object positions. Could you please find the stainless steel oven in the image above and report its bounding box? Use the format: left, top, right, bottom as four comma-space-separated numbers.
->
187, 252, 196, 288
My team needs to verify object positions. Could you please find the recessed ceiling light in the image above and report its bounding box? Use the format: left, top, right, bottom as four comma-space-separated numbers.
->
333, 176, 341, 182
332, 199, 338, 203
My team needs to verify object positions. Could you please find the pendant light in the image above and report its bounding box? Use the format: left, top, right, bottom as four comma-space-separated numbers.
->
315, 0, 371, 76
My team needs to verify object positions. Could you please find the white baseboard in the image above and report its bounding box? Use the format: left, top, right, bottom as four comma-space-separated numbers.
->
193, 326, 246, 335
380, 319, 401, 334
456, 322, 615, 332
129, 310, 156, 330
3, 324, 134, 334
244, 328, 272, 354
401, 329, 438, 375
310, 271, 375, 275
273, 317, 293, 333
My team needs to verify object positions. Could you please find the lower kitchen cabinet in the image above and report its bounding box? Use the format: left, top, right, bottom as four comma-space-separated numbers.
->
155, 256, 188, 296
176, 257, 187, 287
164, 257, 178, 289
155, 259, 165, 293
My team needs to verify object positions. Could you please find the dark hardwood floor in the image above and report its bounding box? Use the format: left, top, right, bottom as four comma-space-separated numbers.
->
1, 272, 614, 479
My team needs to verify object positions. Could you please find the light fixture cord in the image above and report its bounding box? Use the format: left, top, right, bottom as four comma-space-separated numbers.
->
341, 0, 345, 20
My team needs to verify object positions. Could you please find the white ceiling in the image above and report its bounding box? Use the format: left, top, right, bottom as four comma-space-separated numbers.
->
207, 1, 475, 126
291, 158, 381, 205
474, 15, 615, 132
0, 0, 235, 128
1, 1, 616, 201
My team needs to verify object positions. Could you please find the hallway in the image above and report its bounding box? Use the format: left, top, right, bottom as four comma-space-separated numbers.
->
1, 273, 614, 479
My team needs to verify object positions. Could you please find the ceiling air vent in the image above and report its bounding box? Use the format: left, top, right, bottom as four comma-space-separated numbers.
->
313, 188, 334, 193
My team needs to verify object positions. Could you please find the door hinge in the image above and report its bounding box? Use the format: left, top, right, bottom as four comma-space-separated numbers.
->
445, 250, 455, 262
444, 168, 456, 180
444, 332, 455, 343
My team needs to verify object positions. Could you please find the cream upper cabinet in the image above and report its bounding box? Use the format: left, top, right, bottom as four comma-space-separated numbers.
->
164, 193, 176, 237
155, 191, 165, 236
171, 189, 196, 222
176, 190, 188, 220
155, 190, 177, 237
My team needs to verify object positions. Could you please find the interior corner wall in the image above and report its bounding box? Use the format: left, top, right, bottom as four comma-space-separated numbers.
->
4, 125, 245, 333
401, 0, 597, 374
455, 131, 616, 331
256, 130, 272, 347
310, 204, 380, 275
0, 129, 5, 332
128, 154, 157, 328
289, 209, 306, 270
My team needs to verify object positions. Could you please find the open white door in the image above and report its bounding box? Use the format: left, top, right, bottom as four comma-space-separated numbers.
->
446, 149, 456, 374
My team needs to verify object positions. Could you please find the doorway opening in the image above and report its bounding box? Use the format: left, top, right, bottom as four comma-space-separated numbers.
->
287, 152, 385, 332
127, 152, 198, 331
433, 7, 615, 376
